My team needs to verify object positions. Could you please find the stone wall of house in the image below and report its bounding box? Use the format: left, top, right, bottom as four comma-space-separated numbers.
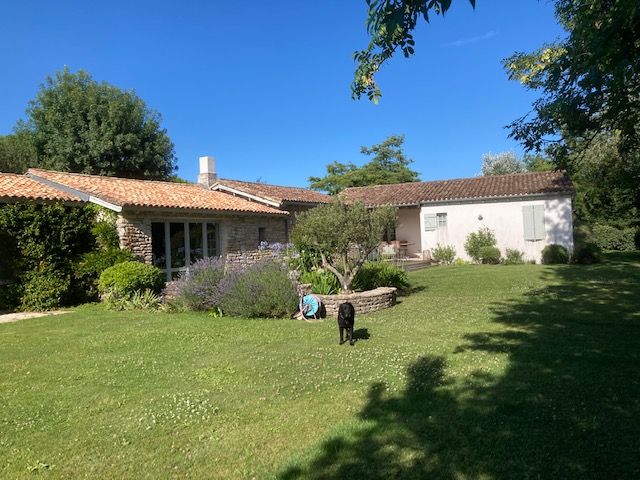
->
116, 215, 153, 263
116, 210, 288, 265
317, 287, 397, 317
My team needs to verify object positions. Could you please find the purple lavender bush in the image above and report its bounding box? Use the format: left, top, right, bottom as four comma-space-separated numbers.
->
173, 256, 226, 311
218, 259, 298, 318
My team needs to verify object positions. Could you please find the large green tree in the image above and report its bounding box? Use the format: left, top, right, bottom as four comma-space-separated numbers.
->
480, 151, 554, 176
15, 68, 176, 179
292, 200, 397, 292
504, 0, 640, 161
353, 0, 476, 102
0, 132, 36, 173
309, 135, 420, 194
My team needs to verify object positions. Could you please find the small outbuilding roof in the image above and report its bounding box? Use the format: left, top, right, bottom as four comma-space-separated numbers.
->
212, 179, 330, 207
0, 173, 83, 203
340, 171, 574, 207
25, 169, 287, 215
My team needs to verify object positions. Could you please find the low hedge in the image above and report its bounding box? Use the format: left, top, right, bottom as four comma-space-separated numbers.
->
98, 261, 164, 298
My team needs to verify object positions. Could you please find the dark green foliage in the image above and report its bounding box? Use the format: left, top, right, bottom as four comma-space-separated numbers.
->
542, 244, 570, 264
503, 249, 525, 265
572, 242, 602, 265
20, 263, 71, 311
16, 68, 176, 179
432, 244, 456, 265
0, 202, 95, 310
300, 269, 340, 295
218, 261, 298, 318
292, 200, 397, 292
591, 224, 637, 252
464, 228, 497, 263
0, 132, 37, 173
309, 135, 419, 194
478, 246, 501, 265
352, 261, 410, 292
98, 261, 164, 299
75, 248, 135, 301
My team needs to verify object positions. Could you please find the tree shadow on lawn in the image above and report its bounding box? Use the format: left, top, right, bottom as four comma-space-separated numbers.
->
279, 257, 640, 479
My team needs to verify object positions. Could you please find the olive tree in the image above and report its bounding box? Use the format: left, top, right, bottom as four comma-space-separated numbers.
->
292, 200, 397, 293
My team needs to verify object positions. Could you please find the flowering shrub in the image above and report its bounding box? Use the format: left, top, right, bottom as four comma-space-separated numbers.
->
173, 256, 226, 311
218, 260, 298, 318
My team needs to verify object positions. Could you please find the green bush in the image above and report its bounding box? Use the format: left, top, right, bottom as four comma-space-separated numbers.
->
591, 224, 636, 251
541, 244, 569, 264
454, 258, 467, 266
21, 263, 71, 311
74, 248, 134, 301
352, 261, 410, 292
218, 260, 298, 318
300, 269, 340, 295
432, 244, 456, 265
503, 249, 525, 265
478, 246, 501, 264
464, 228, 497, 263
98, 261, 164, 299
572, 242, 602, 264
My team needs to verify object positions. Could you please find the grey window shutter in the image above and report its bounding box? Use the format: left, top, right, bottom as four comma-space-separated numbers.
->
522, 206, 535, 240
424, 213, 437, 231
533, 205, 545, 240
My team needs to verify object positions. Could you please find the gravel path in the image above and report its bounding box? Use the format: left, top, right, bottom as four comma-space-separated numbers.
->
0, 310, 68, 324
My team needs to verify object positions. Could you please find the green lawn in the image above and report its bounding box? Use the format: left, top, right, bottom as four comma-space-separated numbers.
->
1, 254, 639, 479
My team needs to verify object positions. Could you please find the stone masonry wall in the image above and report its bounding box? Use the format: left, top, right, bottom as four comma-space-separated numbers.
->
116, 215, 152, 263
317, 287, 397, 317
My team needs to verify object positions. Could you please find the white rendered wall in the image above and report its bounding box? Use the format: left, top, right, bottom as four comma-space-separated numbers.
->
419, 195, 574, 263
395, 206, 422, 257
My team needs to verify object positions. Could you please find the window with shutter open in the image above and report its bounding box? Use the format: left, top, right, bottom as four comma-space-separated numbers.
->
424, 213, 437, 231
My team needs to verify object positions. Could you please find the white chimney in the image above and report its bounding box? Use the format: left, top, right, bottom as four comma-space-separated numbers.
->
198, 156, 217, 188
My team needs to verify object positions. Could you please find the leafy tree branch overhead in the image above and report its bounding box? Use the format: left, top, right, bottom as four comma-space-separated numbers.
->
353, 0, 476, 102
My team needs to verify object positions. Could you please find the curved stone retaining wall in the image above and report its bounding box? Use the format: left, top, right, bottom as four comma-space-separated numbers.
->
317, 287, 397, 317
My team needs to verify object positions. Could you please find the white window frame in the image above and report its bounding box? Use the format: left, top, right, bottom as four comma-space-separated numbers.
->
153, 221, 220, 281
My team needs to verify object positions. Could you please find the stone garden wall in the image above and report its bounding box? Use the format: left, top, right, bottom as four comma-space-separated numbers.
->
317, 287, 397, 316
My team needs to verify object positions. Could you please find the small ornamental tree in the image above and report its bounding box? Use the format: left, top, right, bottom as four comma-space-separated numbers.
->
292, 201, 397, 293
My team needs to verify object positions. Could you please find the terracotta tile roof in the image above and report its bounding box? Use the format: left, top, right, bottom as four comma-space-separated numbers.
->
213, 179, 330, 206
341, 171, 574, 206
26, 169, 287, 215
0, 173, 82, 203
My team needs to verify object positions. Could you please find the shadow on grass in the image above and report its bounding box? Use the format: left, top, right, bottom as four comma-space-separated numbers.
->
352, 328, 370, 341
279, 254, 640, 479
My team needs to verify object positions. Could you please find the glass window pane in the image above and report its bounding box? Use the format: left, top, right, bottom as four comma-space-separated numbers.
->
151, 222, 166, 269
437, 213, 447, 227
189, 223, 204, 262
170, 223, 186, 268
207, 223, 218, 257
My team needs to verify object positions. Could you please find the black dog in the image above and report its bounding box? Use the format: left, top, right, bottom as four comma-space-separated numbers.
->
337, 302, 356, 345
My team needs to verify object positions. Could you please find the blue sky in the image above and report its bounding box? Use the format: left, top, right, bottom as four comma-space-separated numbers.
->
0, 1, 565, 186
